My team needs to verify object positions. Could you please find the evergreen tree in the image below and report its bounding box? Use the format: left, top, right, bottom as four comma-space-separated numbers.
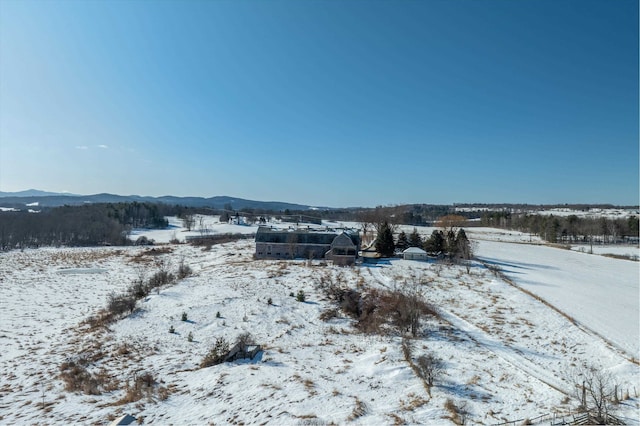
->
375, 221, 396, 257
395, 231, 409, 252
455, 228, 473, 272
445, 229, 457, 258
423, 230, 445, 255
409, 228, 422, 247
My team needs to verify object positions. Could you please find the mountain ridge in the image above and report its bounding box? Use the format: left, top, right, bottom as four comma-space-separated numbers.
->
0, 190, 320, 211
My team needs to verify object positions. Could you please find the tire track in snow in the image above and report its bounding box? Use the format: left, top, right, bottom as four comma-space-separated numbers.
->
437, 308, 572, 396
478, 259, 639, 365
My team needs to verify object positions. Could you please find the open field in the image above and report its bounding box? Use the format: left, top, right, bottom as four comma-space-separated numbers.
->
0, 223, 638, 424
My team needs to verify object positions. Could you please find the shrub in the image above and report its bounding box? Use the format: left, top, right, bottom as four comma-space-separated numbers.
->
353, 288, 437, 337
181, 312, 188, 322
236, 332, 254, 349
118, 372, 156, 404
444, 399, 467, 425
107, 292, 137, 318
148, 270, 175, 289
59, 358, 101, 395
296, 290, 306, 302
201, 337, 230, 368
128, 279, 149, 299
416, 353, 444, 386
177, 259, 193, 279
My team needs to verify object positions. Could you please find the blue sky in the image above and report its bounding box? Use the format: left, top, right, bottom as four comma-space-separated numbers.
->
0, 0, 637, 207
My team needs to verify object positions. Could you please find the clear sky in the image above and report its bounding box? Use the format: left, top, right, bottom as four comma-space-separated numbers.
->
0, 0, 638, 207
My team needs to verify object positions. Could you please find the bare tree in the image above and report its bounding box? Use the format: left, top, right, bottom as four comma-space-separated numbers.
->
198, 216, 209, 236
417, 353, 444, 387
287, 233, 298, 259
182, 214, 196, 231
573, 366, 618, 423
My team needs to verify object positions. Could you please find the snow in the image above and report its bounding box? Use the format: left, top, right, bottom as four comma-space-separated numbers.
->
571, 244, 639, 259
129, 215, 259, 243
474, 240, 640, 358
1, 223, 638, 424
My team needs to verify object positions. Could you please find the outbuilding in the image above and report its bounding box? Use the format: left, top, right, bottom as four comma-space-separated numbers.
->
403, 247, 428, 261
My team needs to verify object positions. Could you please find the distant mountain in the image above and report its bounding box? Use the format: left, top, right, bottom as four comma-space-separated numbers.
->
0, 189, 81, 197
0, 191, 321, 211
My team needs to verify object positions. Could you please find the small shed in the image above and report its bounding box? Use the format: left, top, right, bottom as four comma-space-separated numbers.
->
403, 247, 428, 261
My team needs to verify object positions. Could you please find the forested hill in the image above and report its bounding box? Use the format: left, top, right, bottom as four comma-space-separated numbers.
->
0, 192, 314, 211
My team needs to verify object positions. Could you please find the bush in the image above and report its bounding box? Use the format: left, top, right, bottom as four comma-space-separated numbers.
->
201, 337, 230, 368
236, 332, 254, 349
181, 312, 188, 322
296, 290, 306, 302
416, 353, 444, 386
118, 371, 156, 404
107, 292, 137, 318
177, 259, 193, 279
354, 288, 437, 337
148, 270, 175, 289
128, 279, 149, 299
59, 358, 101, 395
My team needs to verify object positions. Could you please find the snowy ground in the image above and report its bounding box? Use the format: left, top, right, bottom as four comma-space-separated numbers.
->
1, 222, 638, 425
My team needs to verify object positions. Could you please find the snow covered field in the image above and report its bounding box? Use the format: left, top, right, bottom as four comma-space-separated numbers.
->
474, 240, 640, 358
1, 222, 638, 425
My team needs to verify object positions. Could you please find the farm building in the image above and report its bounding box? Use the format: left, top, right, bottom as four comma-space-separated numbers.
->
403, 247, 429, 261
255, 226, 360, 265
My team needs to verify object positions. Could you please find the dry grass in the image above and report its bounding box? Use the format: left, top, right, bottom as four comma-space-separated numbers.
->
387, 413, 405, 425
115, 372, 161, 405
59, 359, 105, 395
444, 399, 467, 425
399, 393, 428, 411
347, 397, 367, 421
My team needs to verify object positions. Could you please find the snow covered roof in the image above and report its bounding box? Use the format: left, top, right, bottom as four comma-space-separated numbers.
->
403, 247, 427, 254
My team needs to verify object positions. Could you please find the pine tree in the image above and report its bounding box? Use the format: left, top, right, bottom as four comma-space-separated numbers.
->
424, 230, 445, 255
409, 228, 422, 248
396, 231, 409, 251
455, 229, 473, 272
375, 221, 396, 257
445, 229, 457, 258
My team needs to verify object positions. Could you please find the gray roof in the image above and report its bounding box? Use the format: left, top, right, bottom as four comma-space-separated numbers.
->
331, 233, 357, 248
256, 226, 359, 246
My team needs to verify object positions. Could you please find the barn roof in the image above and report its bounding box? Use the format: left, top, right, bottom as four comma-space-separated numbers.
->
331, 232, 357, 248
255, 226, 359, 246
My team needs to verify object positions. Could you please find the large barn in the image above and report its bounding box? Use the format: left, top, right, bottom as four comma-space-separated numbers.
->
255, 226, 360, 265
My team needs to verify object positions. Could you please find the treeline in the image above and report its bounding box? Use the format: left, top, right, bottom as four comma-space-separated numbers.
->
481, 212, 639, 244
0, 202, 173, 250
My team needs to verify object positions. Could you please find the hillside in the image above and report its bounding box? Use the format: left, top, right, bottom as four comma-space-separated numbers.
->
0, 191, 316, 211
0, 223, 638, 424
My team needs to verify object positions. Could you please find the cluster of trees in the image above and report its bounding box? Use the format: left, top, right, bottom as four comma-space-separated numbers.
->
374, 221, 473, 268
482, 212, 639, 244
0, 202, 172, 251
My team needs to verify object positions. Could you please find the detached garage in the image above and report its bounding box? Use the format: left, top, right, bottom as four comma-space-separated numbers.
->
403, 247, 428, 261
